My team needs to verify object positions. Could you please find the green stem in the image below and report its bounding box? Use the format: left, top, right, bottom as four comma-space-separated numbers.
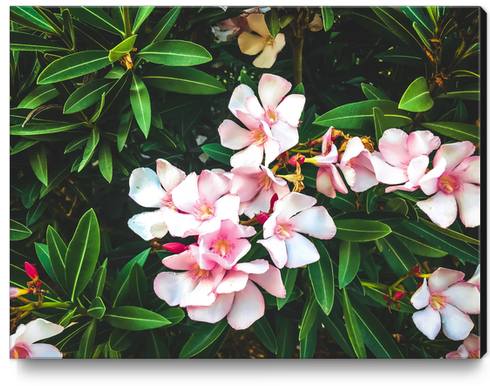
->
11, 301, 73, 314
122, 6, 132, 39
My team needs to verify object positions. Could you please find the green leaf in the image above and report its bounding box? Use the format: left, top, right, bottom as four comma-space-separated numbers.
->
98, 141, 113, 183
46, 225, 67, 290
68, 7, 124, 35
78, 129, 100, 172
64, 78, 113, 114
420, 121, 479, 145
96, 69, 132, 123
138, 40, 213, 66
76, 319, 97, 359
375, 47, 424, 68
91, 258, 107, 299
393, 229, 447, 258
11, 121, 85, 136
342, 288, 367, 359
128, 263, 147, 308
179, 319, 228, 358
308, 239, 335, 315
132, 6, 155, 34
34, 243, 58, 287
436, 83, 479, 100
239, 69, 259, 95
279, 15, 294, 28
142, 66, 226, 95
276, 316, 297, 358
299, 321, 317, 359
146, 330, 170, 358
105, 306, 171, 331
385, 197, 409, 216
40, 164, 71, 198
264, 9, 280, 38
400, 6, 434, 35
10, 31, 68, 52
373, 107, 387, 143
129, 73, 151, 138
299, 294, 319, 341
10, 219, 32, 241
338, 240, 361, 289
361, 83, 389, 101
26, 197, 49, 227
277, 268, 298, 310
418, 218, 480, 245
321, 7, 335, 31
201, 143, 234, 166
11, 6, 57, 33
319, 309, 356, 358
108, 35, 137, 62
18, 85, 60, 109
28, 144, 48, 186
158, 308, 185, 326
58, 308, 78, 328
37, 51, 112, 84
10, 138, 39, 156
142, 6, 181, 46
87, 296, 106, 319
117, 109, 133, 152
335, 219, 392, 242
64, 136, 88, 154
61, 9, 75, 50
65, 208, 100, 302
313, 100, 411, 132
253, 316, 278, 354
398, 76, 434, 112
109, 329, 138, 352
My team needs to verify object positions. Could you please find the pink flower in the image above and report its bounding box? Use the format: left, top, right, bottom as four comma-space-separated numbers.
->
128, 159, 186, 240
211, 15, 250, 42
218, 111, 281, 168
238, 14, 286, 68
163, 169, 240, 237
228, 74, 305, 153
10, 287, 32, 299
186, 259, 286, 330
307, 127, 348, 198
446, 334, 480, 359
374, 129, 441, 193
10, 319, 64, 359
257, 192, 336, 268
411, 267, 480, 341
417, 141, 480, 228
229, 164, 290, 218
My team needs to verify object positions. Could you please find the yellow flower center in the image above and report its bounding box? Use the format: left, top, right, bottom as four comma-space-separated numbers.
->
251, 130, 267, 144
266, 109, 277, 123
275, 222, 295, 239
213, 239, 232, 257
438, 174, 461, 194
429, 293, 447, 311
194, 201, 214, 220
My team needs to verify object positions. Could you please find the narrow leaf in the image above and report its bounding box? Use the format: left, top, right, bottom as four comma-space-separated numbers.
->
130, 73, 151, 137
338, 240, 361, 289
108, 35, 138, 62
335, 219, 392, 242
138, 40, 212, 66
321, 7, 335, 31
28, 144, 48, 186
253, 316, 278, 354
105, 306, 171, 331
10, 219, 32, 241
46, 225, 67, 290
98, 141, 113, 183
179, 319, 228, 358
420, 121, 479, 145
342, 288, 367, 359
398, 76, 434, 112
308, 239, 335, 315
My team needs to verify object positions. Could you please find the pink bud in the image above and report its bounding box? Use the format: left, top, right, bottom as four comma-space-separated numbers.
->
288, 154, 305, 167
10, 287, 32, 299
412, 265, 421, 273
269, 193, 279, 212
24, 262, 38, 280
382, 294, 390, 301
162, 243, 188, 254
416, 282, 423, 289
393, 291, 405, 301
256, 212, 270, 224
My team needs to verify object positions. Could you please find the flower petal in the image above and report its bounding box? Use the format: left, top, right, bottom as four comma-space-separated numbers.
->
418, 157, 446, 195
249, 265, 286, 298
171, 172, 200, 213
378, 128, 412, 168
228, 84, 255, 117
156, 159, 186, 192
216, 270, 249, 294
263, 136, 282, 167
406, 130, 441, 158
270, 120, 299, 153
433, 141, 475, 172
370, 152, 408, 185
410, 278, 430, 310
428, 267, 465, 293
455, 182, 480, 228
246, 14, 270, 37
15, 319, 64, 345
412, 306, 441, 340
289, 206, 336, 240
187, 293, 234, 324
163, 209, 203, 238
442, 282, 480, 314
153, 272, 196, 306
28, 343, 63, 359
257, 236, 288, 269
284, 232, 320, 268
454, 156, 480, 185
276, 94, 306, 127
244, 96, 266, 121
213, 194, 241, 224
277, 192, 316, 221
218, 119, 253, 150
234, 259, 270, 274
406, 155, 429, 186
238, 31, 266, 55
464, 334, 480, 352
227, 281, 265, 330
417, 191, 458, 229
127, 210, 168, 241
258, 73, 291, 110
230, 143, 264, 168
161, 249, 196, 271
129, 167, 166, 208
440, 304, 474, 341
180, 276, 218, 307
198, 170, 232, 205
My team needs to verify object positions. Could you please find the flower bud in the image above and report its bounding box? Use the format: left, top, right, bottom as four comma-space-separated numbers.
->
289, 154, 305, 167
269, 193, 279, 212
393, 291, 405, 301
162, 243, 188, 254
256, 212, 270, 224
24, 262, 38, 281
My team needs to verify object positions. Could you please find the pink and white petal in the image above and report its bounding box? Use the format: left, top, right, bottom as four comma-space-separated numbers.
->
284, 232, 320, 268
379, 128, 412, 168
442, 282, 480, 314
454, 156, 480, 185
127, 210, 168, 241
351, 163, 379, 193
249, 265, 286, 298
154, 272, 196, 306
417, 191, 458, 229
316, 168, 336, 198
276, 94, 306, 127
418, 158, 446, 195
258, 73, 291, 110
187, 293, 234, 324
229, 167, 261, 202
243, 189, 275, 218
216, 270, 250, 294
244, 96, 266, 121
161, 249, 196, 271
433, 142, 475, 172
407, 155, 429, 186
428, 267, 465, 294
228, 84, 255, 117
440, 304, 474, 341
410, 278, 430, 310
171, 172, 200, 213
262, 203, 281, 238
455, 183, 480, 228
238, 31, 266, 55
156, 159, 186, 192
227, 281, 265, 330
406, 130, 441, 158
446, 344, 467, 359
338, 164, 356, 189
218, 119, 253, 150
234, 259, 270, 274
278, 192, 316, 221
246, 14, 271, 37
467, 265, 480, 288
198, 170, 232, 204
263, 136, 282, 167
213, 194, 241, 224
289, 207, 336, 240
464, 334, 480, 353
270, 120, 299, 153
257, 236, 288, 269
341, 137, 365, 165
164, 209, 202, 238
236, 110, 263, 132
370, 153, 408, 185
230, 143, 264, 168
412, 306, 442, 340
129, 167, 167, 208
180, 276, 217, 307
28, 343, 63, 359
16, 319, 64, 345
384, 182, 419, 194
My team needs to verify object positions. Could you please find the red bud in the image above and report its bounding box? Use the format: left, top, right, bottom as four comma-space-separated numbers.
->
289, 154, 305, 167
24, 262, 38, 281
382, 295, 390, 301
412, 265, 421, 273
256, 212, 270, 224
393, 291, 405, 301
416, 282, 423, 289
269, 193, 279, 212
162, 243, 188, 254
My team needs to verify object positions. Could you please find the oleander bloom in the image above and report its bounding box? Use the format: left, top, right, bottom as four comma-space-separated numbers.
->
230, 164, 290, 218
417, 141, 480, 228
411, 267, 480, 341
446, 334, 480, 359
238, 14, 286, 68
257, 192, 336, 268
186, 259, 286, 330
374, 129, 441, 193
10, 319, 64, 359
228, 74, 305, 153
127, 159, 186, 240
467, 264, 480, 291
211, 15, 250, 42
162, 169, 240, 237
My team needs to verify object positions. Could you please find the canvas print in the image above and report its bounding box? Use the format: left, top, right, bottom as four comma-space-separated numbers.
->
10, 6, 483, 359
